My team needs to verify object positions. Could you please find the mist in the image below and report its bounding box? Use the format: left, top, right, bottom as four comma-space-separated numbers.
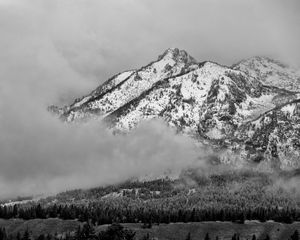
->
0, 0, 299, 198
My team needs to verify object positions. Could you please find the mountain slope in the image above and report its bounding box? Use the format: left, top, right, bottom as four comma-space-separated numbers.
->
52, 48, 300, 169
56, 48, 198, 122
234, 99, 300, 169
233, 56, 300, 91
105, 62, 270, 134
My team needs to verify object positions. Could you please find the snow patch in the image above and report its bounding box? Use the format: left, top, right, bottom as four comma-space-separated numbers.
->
281, 104, 296, 116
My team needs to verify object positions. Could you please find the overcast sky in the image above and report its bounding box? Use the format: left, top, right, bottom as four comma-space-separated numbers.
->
1, 0, 300, 100
0, 0, 299, 198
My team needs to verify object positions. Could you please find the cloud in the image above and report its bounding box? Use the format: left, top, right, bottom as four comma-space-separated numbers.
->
2, 0, 299, 88
0, 2, 200, 196
266, 173, 300, 200
0, 29, 199, 197
0, 110, 198, 197
0, 0, 299, 198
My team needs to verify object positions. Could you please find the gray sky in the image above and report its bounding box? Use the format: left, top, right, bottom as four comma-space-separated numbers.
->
1, 0, 300, 101
0, 0, 299, 198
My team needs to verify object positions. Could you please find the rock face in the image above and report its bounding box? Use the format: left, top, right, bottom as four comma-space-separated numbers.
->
235, 100, 300, 169
51, 48, 300, 170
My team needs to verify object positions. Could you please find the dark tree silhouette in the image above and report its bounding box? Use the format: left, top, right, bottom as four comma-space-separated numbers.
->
291, 230, 299, 240
98, 223, 135, 240
22, 229, 30, 240
264, 234, 270, 240
185, 232, 191, 240
204, 233, 210, 240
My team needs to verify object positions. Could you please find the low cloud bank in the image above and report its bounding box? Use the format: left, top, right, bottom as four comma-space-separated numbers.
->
0, 88, 200, 197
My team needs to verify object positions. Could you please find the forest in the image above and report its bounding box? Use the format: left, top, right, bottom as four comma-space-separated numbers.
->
0, 169, 300, 239
0, 169, 300, 225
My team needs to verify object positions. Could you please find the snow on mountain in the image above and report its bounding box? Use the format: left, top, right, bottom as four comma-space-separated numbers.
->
105, 61, 295, 144
57, 48, 198, 122
105, 62, 265, 135
51, 48, 300, 169
72, 70, 135, 109
233, 56, 300, 92
234, 99, 300, 169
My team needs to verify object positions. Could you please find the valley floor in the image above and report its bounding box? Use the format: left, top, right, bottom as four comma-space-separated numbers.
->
99, 222, 300, 240
0, 219, 300, 240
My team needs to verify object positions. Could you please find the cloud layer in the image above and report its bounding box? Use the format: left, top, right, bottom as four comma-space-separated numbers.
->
0, 0, 299, 198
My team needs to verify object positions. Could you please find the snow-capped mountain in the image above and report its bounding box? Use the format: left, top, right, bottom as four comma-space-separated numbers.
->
50, 48, 300, 169
52, 48, 198, 122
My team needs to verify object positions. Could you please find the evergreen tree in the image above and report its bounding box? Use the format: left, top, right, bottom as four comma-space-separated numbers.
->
22, 229, 30, 240
140, 233, 150, 240
36, 204, 46, 219
0, 228, 7, 240
291, 230, 300, 240
16, 232, 21, 240
204, 233, 210, 240
264, 234, 270, 240
98, 223, 135, 240
37, 234, 45, 240
46, 234, 52, 240
232, 233, 239, 240
74, 226, 82, 240
12, 205, 18, 218
81, 223, 96, 240
64, 232, 71, 240
251, 234, 256, 240
185, 232, 191, 240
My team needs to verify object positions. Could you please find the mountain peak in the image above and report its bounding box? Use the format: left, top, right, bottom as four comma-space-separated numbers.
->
158, 48, 197, 64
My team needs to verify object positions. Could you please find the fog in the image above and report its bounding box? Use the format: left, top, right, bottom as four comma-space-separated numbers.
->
0, 0, 299, 198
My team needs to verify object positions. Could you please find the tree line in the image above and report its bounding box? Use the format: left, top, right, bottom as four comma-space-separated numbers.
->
0, 203, 299, 225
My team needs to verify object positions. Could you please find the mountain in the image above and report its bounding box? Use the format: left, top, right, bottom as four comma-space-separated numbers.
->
51, 48, 198, 122
233, 56, 300, 91
50, 48, 300, 170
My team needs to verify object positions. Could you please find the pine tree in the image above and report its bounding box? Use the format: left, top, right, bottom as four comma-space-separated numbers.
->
22, 229, 30, 240
74, 226, 82, 240
232, 233, 238, 240
264, 234, 270, 240
12, 205, 18, 218
37, 235, 45, 240
251, 234, 256, 240
140, 233, 150, 240
36, 204, 46, 219
46, 234, 52, 240
64, 232, 71, 240
185, 232, 191, 240
16, 232, 21, 240
291, 230, 300, 240
81, 223, 96, 240
205, 233, 210, 240
2, 228, 7, 240
0, 228, 4, 240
